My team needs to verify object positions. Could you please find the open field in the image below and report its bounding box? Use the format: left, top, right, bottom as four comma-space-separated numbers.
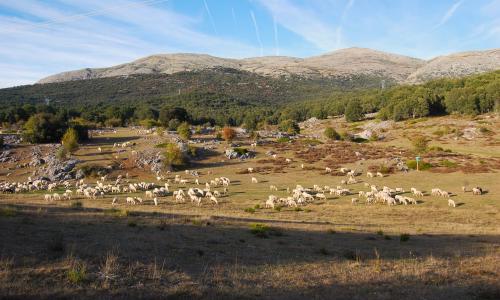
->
1, 114, 499, 299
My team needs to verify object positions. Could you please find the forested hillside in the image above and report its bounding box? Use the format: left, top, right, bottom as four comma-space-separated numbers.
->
0, 69, 498, 128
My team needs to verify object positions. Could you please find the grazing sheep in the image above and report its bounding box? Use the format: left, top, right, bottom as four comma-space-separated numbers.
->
461, 186, 467, 193
266, 195, 277, 209
472, 187, 483, 195
285, 158, 292, 163
126, 197, 136, 205
301, 164, 304, 169
325, 167, 332, 173
251, 177, 258, 183
269, 185, 278, 191
351, 198, 358, 204
376, 172, 384, 178
145, 191, 154, 199
112, 197, 118, 206
52, 193, 61, 201
248, 167, 254, 173
448, 199, 456, 207
414, 191, 424, 197
44, 194, 52, 202
366, 172, 374, 178
98, 147, 102, 153
209, 196, 218, 205
315, 193, 326, 200
153, 197, 158, 206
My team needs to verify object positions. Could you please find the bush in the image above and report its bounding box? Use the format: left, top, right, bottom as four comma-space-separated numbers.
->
406, 160, 432, 170
324, 127, 340, 140
62, 128, 79, 154
0, 135, 3, 148
164, 143, 188, 169
222, 126, 237, 142
276, 136, 291, 143
176, 122, 192, 140
77, 164, 109, 177
244, 207, 255, 213
139, 118, 158, 129
233, 147, 248, 156
411, 135, 429, 154
167, 119, 181, 131
345, 99, 364, 122
249, 223, 270, 238
67, 261, 87, 284
278, 119, 300, 135
441, 160, 458, 168
56, 147, 68, 160
23, 113, 67, 143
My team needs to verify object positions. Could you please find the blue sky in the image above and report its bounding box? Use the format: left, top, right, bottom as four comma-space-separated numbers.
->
0, 0, 499, 88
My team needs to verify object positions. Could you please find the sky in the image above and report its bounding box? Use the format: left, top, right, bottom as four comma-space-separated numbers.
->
0, 0, 499, 88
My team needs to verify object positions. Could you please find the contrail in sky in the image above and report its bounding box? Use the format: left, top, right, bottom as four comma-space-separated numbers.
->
250, 10, 263, 56
203, 0, 218, 35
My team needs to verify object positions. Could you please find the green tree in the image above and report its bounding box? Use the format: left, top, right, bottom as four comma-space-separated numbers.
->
345, 99, 364, 122
278, 119, 300, 135
23, 113, 66, 143
164, 143, 187, 169
324, 127, 340, 140
159, 107, 189, 127
62, 128, 79, 155
176, 122, 192, 140
167, 119, 180, 131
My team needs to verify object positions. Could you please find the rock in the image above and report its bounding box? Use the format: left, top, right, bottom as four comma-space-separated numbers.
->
75, 169, 85, 180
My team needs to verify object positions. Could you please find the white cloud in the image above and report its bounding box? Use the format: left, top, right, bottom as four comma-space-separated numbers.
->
0, 0, 260, 87
250, 10, 264, 56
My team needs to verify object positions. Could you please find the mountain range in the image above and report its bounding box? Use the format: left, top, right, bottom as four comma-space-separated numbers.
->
38, 47, 500, 85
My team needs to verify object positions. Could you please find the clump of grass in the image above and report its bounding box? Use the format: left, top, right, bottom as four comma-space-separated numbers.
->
100, 251, 119, 285
71, 201, 83, 209
67, 260, 87, 284
254, 204, 261, 209
406, 160, 432, 170
0, 207, 17, 217
479, 126, 491, 134
250, 223, 270, 238
104, 208, 128, 217
191, 218, 203, 226
127, 220, 137, 227
274, 206, 282, 212
276, 137, 291, 143
441, 160, 458, 168
244, 207, 256, 214
400, 233, 410, 242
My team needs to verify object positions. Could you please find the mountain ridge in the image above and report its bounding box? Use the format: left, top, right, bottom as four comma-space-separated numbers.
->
38, 47, 499, 85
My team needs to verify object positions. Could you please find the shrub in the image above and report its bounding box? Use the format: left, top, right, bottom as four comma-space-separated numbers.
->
244, 207, 255, 213
139, 118, 158, 129
67, 261, 87, 284
0, 207, 17, 217
278, 119, 300, 135
324, 127, 340, 140
61, 128, 79, 154
345, 99, 364, 122
411, 135, 429, 154
176, 122, 192, 140
167, 119, 181, 131
441, 160, 458, 168
56, 147, 67, 160
249, 223, 270, 238
77, 164, 109, 177
406, 160, 432, 170
164, 143, 188, 169
23, 113, 67, 143
0, 135, 3, 148
276, 136, 291, 143
222, 126, 237, 142
233, 147, 248, 156
127, 220, 137, 227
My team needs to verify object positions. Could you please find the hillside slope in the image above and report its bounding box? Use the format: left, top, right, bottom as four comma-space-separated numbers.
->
37, 48, 499, 85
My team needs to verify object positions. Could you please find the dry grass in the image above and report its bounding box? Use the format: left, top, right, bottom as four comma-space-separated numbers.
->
0, 115, 499, 299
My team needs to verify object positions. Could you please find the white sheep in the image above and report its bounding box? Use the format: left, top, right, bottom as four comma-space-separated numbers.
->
112, 197, 118, 206
366, 172, 374, 178
315, 193, 326, 200
126, 197, 136, 205
376, 172, 384, 178
269, 185, 278, 191
448, 199, 456, 207
153, 197, 158, 206
251, 177, 258, 183
472, 187, 482, 195
248, 167, 254, 173
325, 167, 332, 173
351, 198, 358, 204
44, 194, 53, 202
